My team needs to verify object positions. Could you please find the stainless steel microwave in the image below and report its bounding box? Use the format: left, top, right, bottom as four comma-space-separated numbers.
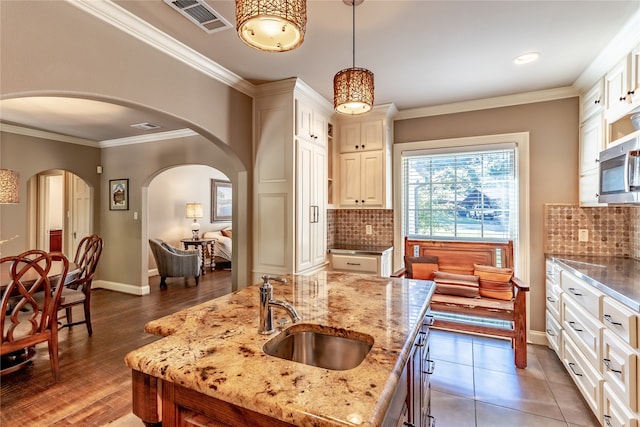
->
598, 135, 640, 204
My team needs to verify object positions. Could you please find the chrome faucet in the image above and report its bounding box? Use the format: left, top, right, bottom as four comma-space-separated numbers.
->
259, 275, 301, 334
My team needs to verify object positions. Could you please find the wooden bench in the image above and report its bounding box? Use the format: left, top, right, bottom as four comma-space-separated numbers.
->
397, 238, 530, 368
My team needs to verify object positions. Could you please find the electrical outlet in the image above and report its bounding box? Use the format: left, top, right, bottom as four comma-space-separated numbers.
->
365, 224, 373, 235
578, 229, 589, 242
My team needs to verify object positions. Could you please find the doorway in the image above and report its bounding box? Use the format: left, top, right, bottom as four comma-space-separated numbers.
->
30, 170, 92, 259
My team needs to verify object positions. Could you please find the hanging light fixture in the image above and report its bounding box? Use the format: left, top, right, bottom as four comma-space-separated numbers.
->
236, 0, 307, 52
0, 169, 19, 204
334, 0, 374, 115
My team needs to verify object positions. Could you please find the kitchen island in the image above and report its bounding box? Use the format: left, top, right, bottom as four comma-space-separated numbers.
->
124, 271, 435, 426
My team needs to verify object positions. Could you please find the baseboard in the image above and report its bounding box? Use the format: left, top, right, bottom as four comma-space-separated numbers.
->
93, 280, 150, 296
528, 329, 548, 346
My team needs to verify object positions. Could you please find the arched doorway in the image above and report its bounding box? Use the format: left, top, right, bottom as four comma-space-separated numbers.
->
26, 169, 93, 259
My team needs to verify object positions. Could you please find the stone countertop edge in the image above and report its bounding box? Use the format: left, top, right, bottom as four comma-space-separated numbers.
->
124, 271, 435, 427
547, 254, 640, 312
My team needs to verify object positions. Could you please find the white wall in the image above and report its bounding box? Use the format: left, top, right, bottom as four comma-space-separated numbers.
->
148, 165, 231, 270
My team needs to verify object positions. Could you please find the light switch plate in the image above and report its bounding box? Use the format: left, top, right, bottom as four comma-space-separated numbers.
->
365, 224, 373, 235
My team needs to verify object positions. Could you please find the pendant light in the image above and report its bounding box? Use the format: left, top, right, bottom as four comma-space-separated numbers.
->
333, 0, 374, 115
236, 0, 307, 52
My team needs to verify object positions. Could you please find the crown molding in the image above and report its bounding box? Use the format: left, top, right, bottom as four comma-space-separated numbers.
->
574, 6, 640, 93
395, 86, 579, 121
0, 123, 99, 147
99, 128, 199, 148
67, 0, 256, 98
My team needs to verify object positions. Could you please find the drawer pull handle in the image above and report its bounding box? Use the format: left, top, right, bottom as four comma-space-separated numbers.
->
346, 262, 361, 266
604, 415, 613, 427
568, 362, 582, 377
546, 296, 556, 303
603, 314, 622, 326
546, 329, 556, 337
568, 321, 583, 332
603, 358, 622, 374
568, 287, 583, 296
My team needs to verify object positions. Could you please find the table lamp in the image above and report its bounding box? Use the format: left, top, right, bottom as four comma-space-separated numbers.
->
186, 202, 203, 240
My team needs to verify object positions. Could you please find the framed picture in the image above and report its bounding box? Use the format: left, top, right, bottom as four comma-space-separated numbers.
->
109, 179, 129, 211
211, 179, 232, 222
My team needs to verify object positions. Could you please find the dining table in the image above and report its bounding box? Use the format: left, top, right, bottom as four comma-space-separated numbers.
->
0, 259, 80, 376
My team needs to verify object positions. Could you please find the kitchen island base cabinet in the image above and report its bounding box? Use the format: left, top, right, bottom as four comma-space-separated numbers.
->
132, 370, 295, 427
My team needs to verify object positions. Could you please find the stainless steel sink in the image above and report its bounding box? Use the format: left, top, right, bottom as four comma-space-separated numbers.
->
263, 324, 374, 370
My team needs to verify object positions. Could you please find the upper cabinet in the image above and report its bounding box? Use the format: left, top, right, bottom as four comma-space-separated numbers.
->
296, 99, 328, 147
580, 79, 604, 122
334, 104, 397, 209
604, 44, 640, 126
339, 120, 383, 152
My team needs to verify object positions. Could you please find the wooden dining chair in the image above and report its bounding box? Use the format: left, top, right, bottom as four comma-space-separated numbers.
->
1, 250, 69, 381
58, 234, 103, 336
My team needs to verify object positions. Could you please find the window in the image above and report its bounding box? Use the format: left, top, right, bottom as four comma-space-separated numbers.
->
402, 144, 518, 241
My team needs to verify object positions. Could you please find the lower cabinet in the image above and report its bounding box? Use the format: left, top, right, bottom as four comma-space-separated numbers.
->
546, 257, 640, 427
330, 250, 393, 277
383, 312, 434, 427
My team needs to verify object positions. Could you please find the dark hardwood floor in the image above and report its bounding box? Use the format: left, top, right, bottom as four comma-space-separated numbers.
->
1, 269, 232, 426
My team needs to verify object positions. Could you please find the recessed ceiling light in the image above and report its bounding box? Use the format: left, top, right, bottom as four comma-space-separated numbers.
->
514, 51, 540, 65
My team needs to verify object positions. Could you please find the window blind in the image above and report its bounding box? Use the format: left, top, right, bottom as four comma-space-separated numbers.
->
402, 146, 518, 241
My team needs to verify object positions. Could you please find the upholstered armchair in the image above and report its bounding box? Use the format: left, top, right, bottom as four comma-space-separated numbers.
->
148, 239, 200, 288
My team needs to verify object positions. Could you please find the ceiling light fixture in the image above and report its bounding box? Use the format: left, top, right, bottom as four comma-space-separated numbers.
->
334, 0, 374, 115
235, 0, 307, 52
514, 51, 540, 65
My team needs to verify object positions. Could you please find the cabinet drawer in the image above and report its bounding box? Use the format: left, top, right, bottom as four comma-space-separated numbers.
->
603, 297, 638, 348
546, 259, 560, 285
603, 383, 639, 427
331, 254, 378, 273
562, 296, 603, 367
561, 271, 604, 318
562, 333, 603, 419
546, 281, 562, 322
602, 329, 638, 411
546, 310, 562, 354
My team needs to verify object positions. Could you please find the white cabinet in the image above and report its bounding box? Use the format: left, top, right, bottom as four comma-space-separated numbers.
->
339, 151, 384, 207
253, 78, 331, 279
296, 139, 326, 272
605, 45, 640, 123
547, 258, 640, 426
581, 79, 604, 121
296, 99, 327, 146
330, 250, 393, 277
339, 120, 383, 153
579, 114, 606, 206
334, 104, 396, 209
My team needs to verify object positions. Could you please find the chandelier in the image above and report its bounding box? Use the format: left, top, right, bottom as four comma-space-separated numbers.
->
236, 0, 307, 52
333, 0, 374, 115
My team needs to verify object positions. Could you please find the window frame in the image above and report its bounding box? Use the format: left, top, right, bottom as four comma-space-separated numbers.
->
393, 132, 530, 286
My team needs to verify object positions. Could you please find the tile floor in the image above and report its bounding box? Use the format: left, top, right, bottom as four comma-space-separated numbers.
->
429, 329, 601, 427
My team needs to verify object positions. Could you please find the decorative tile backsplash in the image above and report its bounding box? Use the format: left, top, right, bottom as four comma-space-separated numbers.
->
544, 204, 640, 259
327, 209, 394, 247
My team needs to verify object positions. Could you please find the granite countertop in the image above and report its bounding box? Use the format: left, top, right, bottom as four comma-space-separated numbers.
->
327, 244, 394, 255
547, 254, 640, 311
124, 271, 434, 426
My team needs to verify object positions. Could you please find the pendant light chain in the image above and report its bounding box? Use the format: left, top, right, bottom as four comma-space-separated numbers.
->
352, 0, 355, 69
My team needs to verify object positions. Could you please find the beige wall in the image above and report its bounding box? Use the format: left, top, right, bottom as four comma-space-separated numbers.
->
394, 97, 580, 334
0, 131, 102, 257
0, 1, 253, 291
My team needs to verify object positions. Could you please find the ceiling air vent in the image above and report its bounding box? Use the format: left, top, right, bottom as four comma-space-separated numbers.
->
164, 0, 232, 34
131, 122, 161, 131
